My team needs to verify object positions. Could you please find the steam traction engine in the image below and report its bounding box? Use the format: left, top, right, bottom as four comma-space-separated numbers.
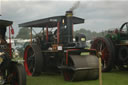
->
19, 11, 99, 81
0, 19, 26, 85
91, 22, 128, 72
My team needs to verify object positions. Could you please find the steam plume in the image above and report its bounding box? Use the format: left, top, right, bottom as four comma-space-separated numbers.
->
69, 1, 80, 11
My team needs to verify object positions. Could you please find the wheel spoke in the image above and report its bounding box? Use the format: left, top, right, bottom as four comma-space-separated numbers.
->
28, 55, 35, 72
91, 37, 114, 72
100, 42, 102, 52
26, 48, 35, 74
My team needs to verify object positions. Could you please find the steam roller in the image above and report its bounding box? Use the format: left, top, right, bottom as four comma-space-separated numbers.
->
19, 10, 99, 81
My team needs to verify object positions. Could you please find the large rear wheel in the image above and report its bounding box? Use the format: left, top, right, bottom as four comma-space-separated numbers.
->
91, 37, 115, 72
24, 44, 43, 76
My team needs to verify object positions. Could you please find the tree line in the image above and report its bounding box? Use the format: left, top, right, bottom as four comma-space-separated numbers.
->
16, 27, 108, 40
74, 28, 108, 40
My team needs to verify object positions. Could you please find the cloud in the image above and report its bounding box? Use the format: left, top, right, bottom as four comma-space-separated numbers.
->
74, 1, 128, 31
0, 0, 128, 36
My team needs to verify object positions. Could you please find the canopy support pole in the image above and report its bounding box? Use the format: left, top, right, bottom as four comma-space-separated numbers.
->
9, 26, 12, 58
46, 26, 48, 42
57, 22, 60, 44
30, 27, 32, 45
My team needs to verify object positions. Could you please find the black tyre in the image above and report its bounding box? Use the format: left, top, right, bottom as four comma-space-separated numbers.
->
91, 37, 115, 72
24, 44, 43, 76
11, 63, 26, 85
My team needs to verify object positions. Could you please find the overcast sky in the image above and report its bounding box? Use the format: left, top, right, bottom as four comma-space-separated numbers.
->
0, 0, 128, 36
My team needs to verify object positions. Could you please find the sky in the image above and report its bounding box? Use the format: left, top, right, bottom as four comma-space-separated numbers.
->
0, 0, 128, 36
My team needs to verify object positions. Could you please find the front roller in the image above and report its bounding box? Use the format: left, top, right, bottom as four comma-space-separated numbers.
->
61, 55, 99, 81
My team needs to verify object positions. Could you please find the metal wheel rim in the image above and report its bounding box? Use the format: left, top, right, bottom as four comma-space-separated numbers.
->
91, 38, 111, 70
24, 46, 35, 76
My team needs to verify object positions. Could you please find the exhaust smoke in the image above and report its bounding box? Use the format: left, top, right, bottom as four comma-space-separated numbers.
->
69, 1, 80, 11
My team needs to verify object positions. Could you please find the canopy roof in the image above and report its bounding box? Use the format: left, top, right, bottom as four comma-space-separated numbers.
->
0, 19, 13, 27
19, 16, 84, 28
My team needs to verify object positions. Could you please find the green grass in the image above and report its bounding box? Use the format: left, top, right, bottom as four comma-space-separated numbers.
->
27, 70, 128, 85
14, 51, 128, 85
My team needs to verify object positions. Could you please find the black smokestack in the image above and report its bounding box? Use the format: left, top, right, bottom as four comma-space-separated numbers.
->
69, 1, 80, 11
65, 1, 80, 43
66, 11, 73, 42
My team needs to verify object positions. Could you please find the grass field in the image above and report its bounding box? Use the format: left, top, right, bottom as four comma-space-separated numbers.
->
27, 70, 128, 85
15, 52, 128, 85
